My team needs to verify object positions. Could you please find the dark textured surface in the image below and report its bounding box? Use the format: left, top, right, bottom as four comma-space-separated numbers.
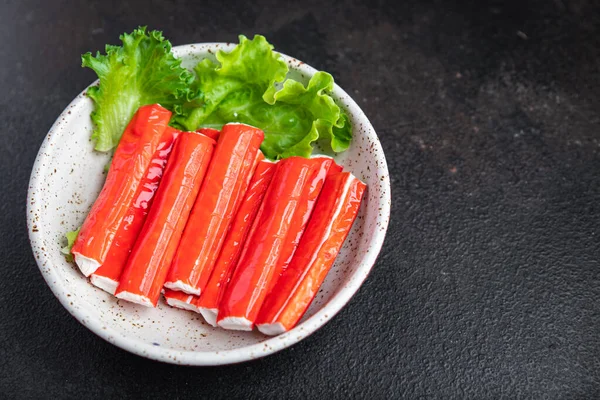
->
1, 0, 600, 398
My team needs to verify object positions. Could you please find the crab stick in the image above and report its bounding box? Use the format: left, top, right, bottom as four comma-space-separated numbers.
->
89, 127, 180, 294
328, 161, 343, 175
256, 172, 366, 335
164, 123, 264, 295
197, 127, 220, 141
163, 289, 198, 312
72, 104, 171, 276
115, 131, 216, 307
263, 157, 335, 295
217, 156, 329, 331
195, 159, 278, 326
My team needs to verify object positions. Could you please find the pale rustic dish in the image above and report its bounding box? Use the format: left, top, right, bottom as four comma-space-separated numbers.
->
27, 43, 391, 365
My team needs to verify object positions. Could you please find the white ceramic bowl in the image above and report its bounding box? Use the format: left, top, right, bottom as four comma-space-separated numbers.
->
27, 43, 391, 365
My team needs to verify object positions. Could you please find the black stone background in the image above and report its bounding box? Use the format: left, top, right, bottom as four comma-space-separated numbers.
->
1, 0, 599, 398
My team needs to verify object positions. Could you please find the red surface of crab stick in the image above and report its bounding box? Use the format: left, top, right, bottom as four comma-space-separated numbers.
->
72, 104, 171, 276
196, 159, 278, 326
256, 172, 366, 335
328, 160, 343, 175
89, 127, 180, 294
163, 289, 198, 312
217, 156, 328, 331
197, 127, 220, 141
164, 123, 264, 295
263, 156, 335, 295
115, 131, 216, 307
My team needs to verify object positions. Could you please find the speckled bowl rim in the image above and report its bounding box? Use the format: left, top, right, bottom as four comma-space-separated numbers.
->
27, 43, 391, 365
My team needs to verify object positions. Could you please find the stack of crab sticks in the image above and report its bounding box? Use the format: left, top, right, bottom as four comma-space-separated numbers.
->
73, 104, 366, 335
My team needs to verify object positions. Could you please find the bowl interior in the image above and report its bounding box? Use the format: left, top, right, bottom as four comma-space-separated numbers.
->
27, 43, 390, 365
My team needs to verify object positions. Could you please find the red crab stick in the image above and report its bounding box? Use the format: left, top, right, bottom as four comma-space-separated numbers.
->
197, 127, 220, 141
196, 159, 278, 326
89, 127, 180, 294
115, 131, 216, 307
263, 157, 336, 295
164, 123, 264, 295
163, 289, 198, 312
217, 156, 328, 331
256, 172, 366, 335
72, 104, 171, 276
328, 161, 343, 175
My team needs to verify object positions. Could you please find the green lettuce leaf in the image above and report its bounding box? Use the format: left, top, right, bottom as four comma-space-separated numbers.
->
82, 27, 194, 152
270, 71, 352, 156
61, 228, 80, 262
175, 35, 351, 159
175, 34, 288, 131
